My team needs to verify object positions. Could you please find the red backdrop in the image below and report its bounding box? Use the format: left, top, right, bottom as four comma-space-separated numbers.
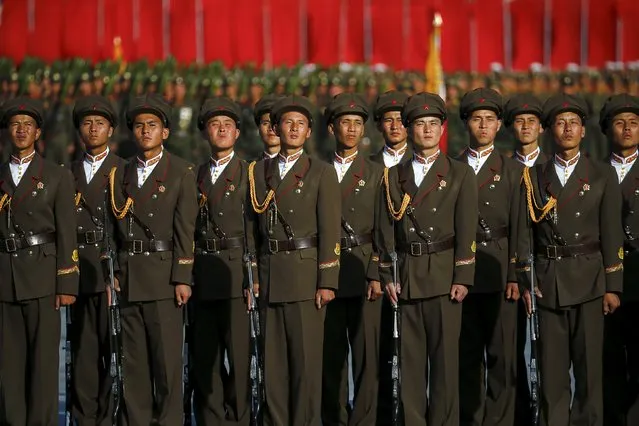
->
1, 0, 638, 71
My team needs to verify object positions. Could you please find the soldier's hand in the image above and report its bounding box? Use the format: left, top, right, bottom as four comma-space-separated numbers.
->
603, 292, 621, 315
450, 284, 468, 303
175, 284, 192, 307
315, 288, 335, 309
367, 280, 383, 301
385, 283, 401, 306
523, 287, 543, 317
243, 284, 260, 312
55, 294, 76, 310
505, 282, 520, 301
105, 277, 121, 306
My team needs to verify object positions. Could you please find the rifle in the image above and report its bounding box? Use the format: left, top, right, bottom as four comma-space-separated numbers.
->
104, 204, 123, 426
65, 306, 73, 425
183, 306, 193, 426
389, 251, 403, 425
528, 248, 541, 426
243, 204, 264, 426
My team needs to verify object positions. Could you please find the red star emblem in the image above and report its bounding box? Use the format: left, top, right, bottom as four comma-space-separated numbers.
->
216, 106, 226, 111
480, 98, 485, 103
626, 103, 631, 107
349, 102, 356, 108
423, 105, 430, 110
391, 100, 397, 105
562, 102, 569, 108
522, 104, 529, 108
92, 104, 98, 110
18, 105, 25, 110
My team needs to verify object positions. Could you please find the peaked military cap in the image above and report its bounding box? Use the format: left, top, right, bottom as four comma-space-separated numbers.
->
373, 90, 409, 122
198, 96, 242, 130
542, 94, 588, 127
270, 95, 315, 127
73, 95, 118, 129
325, 93, 369, 123
503, 93, 543, 127
460, 87, 503, 120
1, 97, 45, 129
126, 94, 172, 130
254, 94, 286, 126
401, 92, 447, 126
599, 93, 639, 132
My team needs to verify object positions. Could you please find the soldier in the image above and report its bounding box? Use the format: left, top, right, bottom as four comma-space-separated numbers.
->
166, 76, 201, 164
0, 97, 79, 424
377, 92, 478, 426
70, 95, 126, 425
247, 95, 341, 425
457, 88, 521, 426
517, 94, 624, 426
191, 97, 257, 425
108, 94, 198, 425
254, 94, 285, 160
503, 93, 549, 426
370, 90, 411, 167
600, 94, 639, 426
320, 93, 384, 425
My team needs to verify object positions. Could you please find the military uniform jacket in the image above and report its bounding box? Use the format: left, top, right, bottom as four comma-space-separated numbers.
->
616, 158, 639, 302
332, 154, 383, 298
459, 150, 521, 293
111, 151, 198, 302
72, 152, 126, 294
193, 155, 258, 301
0, 154, 79, 302
250, 152, 341, 304
377, 155, 478, 300
516, 155, 624, 310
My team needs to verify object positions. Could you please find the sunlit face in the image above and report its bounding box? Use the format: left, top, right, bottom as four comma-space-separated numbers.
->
79, 114, 113, 150
378, 111, 407, 147
410, 116, 443, 151
7, 114, 41, 152
258, 112, 280, 150
609, 112, 639, 151
274, 111, 311, 149
467, 109, 501, 148
512, 113, 543, 146
205, 115, 239, 151
132, 113, 169, 152
329, 114, 365, 149
551, 111, 585, 151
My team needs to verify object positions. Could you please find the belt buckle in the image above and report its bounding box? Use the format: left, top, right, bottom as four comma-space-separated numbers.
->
410, 242, 422, 256
84, 230, 96, 244
268, 239, 279, 254
4, 238, 16, 253
546, 245, 558, 259
132, 240, 143, 254
205, 239, 219, 252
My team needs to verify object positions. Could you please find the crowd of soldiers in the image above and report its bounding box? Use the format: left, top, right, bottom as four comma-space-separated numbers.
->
0, 68, 639, 426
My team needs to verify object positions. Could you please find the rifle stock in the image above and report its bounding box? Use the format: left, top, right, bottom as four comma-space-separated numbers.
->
183, 306, 193, 426
65, 306, 73, 426
389, 251, 403, 425
527, 208, 541, 426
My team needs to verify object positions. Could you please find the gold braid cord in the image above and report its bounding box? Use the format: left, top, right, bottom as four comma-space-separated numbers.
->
0, 194, 10, 212
522, 167, 557, 223
383, 167, 411, 221
199, 193, 208, 208
74, 192, 82, 207
248, 161, 275, 214
108, 166, 133, 220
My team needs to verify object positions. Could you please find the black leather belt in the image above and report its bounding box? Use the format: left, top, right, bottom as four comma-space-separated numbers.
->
77, 229, 105, 245
267, 236, 318, 254
340, 233, 373, 249
123, 239, 173, 254
476, 225, 509, 243
400, 236, 455, 257
0, 232, 56, 253
625, 239, 639, 253
536, 241, 600, 259
196, 236, 244, 252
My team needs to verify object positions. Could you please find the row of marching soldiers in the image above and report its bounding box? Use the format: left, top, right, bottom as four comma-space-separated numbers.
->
0, 83, 637, 426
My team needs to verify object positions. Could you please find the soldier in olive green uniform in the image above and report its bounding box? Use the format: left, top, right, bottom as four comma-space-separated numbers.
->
248, 95, 341, 426
70, 95, 126, 425
0, 97, 79, 425
517, 94, 624, 426
457, 88, 522, 426
166, 77, 200, 163
377, 92, 478, 426
320, 93, 384, 425
369, 91, 411, 168
109, 94, 198, 426
503, 94, 549, 426
600, 94, 639, 426
192, 97, 257, 426
254, 94, 285, 161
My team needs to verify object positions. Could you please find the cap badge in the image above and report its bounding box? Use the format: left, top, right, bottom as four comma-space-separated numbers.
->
562, 102, 569, 108
480, 98, 485, 103
391, 100, 397, 105
19, 105, 25, 110
423, 105, 430, 110
92, 104, 97, 110
522, 104, 529, 108
349, 102, 356, 108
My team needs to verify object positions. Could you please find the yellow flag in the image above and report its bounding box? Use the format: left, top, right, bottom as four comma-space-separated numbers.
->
425, 13, 445, 101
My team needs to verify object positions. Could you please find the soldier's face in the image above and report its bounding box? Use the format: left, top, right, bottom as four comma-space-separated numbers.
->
329, 114, 365, 149
552, 112, 585, 151
7, 114, 41, 152
378, 111, 407, 147
467, 110, 501, 148
79, 115, 113, 150
206, 115, 240, 151
410, 117, 443, 151
512, 114, 543, 146
610, 112, 639, 150
275, 111, 311, 149
259, 113, 280, 149
133, 113, 169, 152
